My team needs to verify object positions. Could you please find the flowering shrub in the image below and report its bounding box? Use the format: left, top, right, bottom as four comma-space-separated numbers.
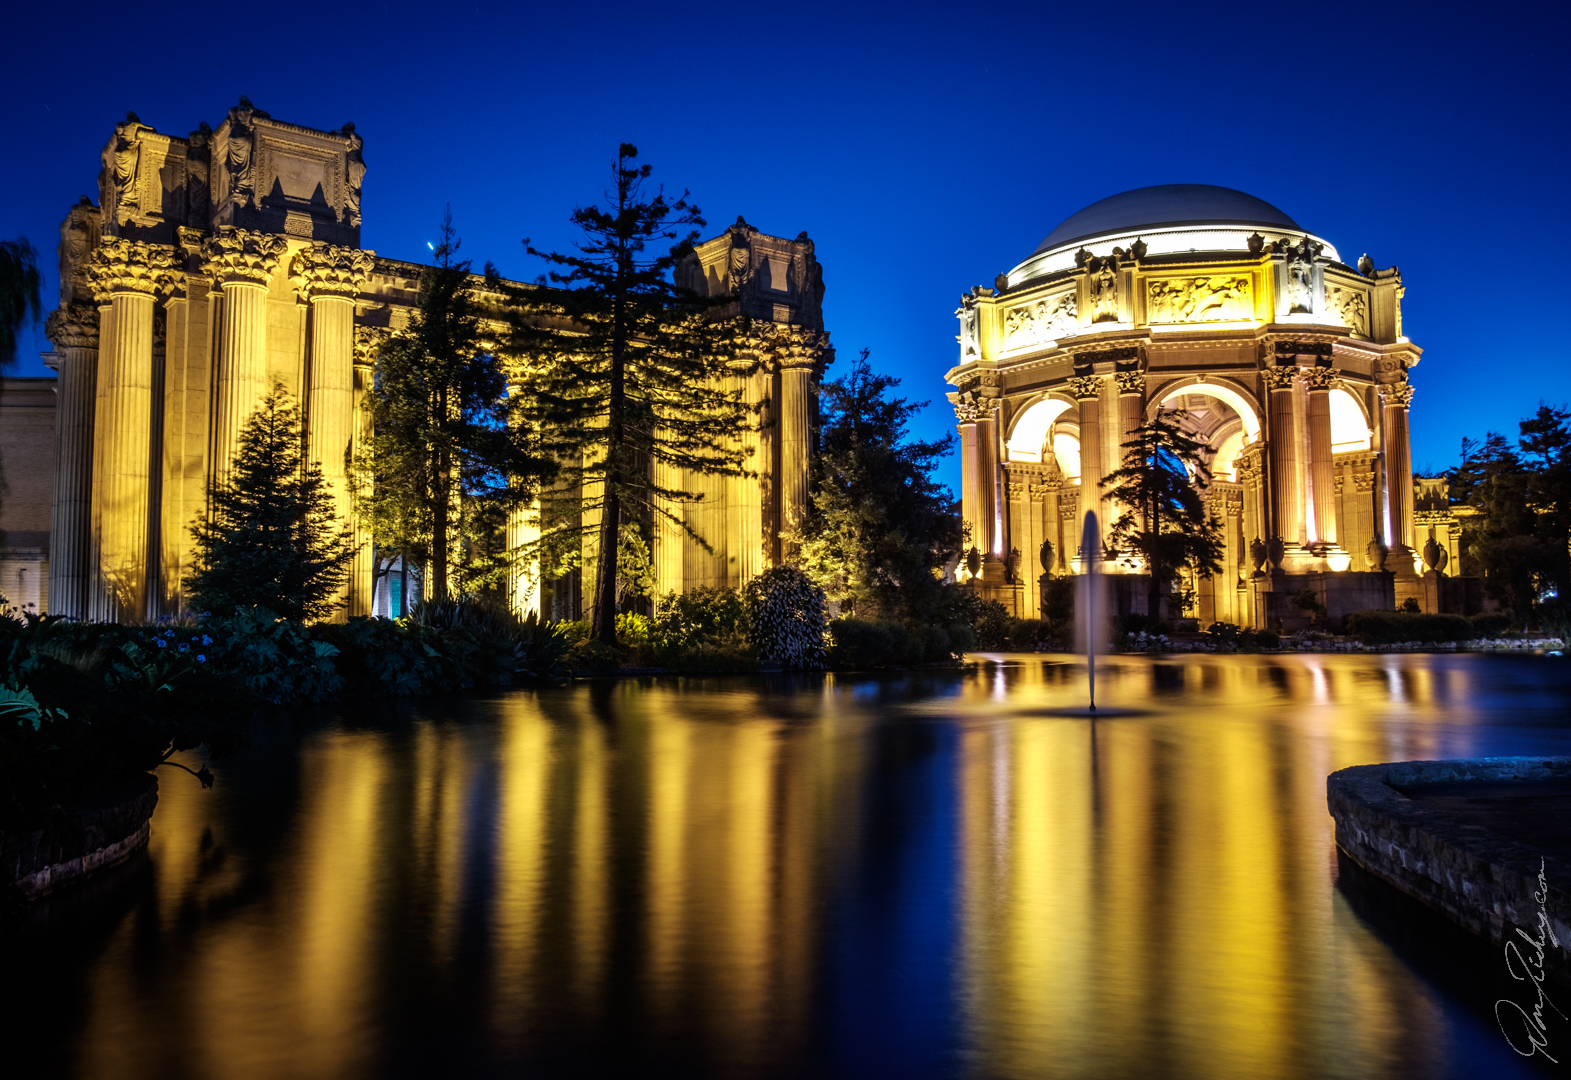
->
744, 567, 828, 670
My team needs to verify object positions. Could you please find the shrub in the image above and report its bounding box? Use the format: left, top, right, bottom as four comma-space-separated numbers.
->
1239, 627, 1281, 650
1344, 610, 1476, 644
651, 587, 747, 651
1469, 612, 1511, 637
563, 637, 623, 674
828, 618, 913, 669
744, 566, 828, 670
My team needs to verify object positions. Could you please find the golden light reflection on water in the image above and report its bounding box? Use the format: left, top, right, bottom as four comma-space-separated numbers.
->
55, 654, 1571, 1079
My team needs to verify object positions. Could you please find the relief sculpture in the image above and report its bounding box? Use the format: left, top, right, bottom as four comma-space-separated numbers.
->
1003, 292, 1076, 349
1327, 286, 1368, 336
1147, 275, 1252, 323
101, 112, 153, 226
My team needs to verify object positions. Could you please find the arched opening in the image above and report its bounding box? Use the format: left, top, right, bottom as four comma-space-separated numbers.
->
1157, 379, 1262, 441
1330, 387, 1371, 451
1053, 430, 1081, 480
1006, 396, 1073, 462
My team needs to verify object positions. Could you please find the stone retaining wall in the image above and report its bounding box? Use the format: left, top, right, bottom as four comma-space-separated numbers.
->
1327, 757, 1571, 987
2, 772, 159, 900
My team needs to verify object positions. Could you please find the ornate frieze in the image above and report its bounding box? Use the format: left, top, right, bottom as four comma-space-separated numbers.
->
45, 303, 100, 350
1301, 366, 1340, 391
1073, 345, 1140, 368
1260, 366, 1299, 392
1003, 292, 1076, 349
1273, 340, 1334, 359
85, 238, 181, 298
292, 244, 376, 300
1147, 275, 1252, 323
1067, 375, 1103, 400
1326, 286, 1368, 336
201, 228, 290, 287
1113, 371, 1146, 396
1380, 382, 1416, 408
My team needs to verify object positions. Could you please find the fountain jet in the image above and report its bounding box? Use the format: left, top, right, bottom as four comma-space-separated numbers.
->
1079, 511, 1104, 712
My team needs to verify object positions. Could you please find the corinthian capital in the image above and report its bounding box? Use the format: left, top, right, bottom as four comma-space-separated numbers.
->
1113, 371, 1146, 396
1301, 366, 1340, 391
1067, 375, 1103, 400
85, 237, 180, 299
292, 243, 376, 300
354, 325, 390, 368
1380, 382, 1415, 408
46, 302, 100, 350
1261, 366, 1298, 392
202, 227, 290, 287
953, 391, 986, 423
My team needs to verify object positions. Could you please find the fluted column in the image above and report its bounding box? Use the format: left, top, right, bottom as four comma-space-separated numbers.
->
725, 363, 765, 585
44, 304, 100, 618
1069, 375, 1104, 547
294, 244, 373, 620
84, 239, 178, 621
1381, 381, 1417, 564
506, 500, 542, 618
203, 228, 288, 492
350, 327, 386, 616
1303, 367, 1340, 547
976, 403, 1000, 557
779, 360, 814, 560
1113, 371, 1145, 538
1262, 366, 1301, 550
956, 395, 983, 562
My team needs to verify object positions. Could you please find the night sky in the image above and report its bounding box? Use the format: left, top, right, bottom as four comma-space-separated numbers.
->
3, 1, 1566, 484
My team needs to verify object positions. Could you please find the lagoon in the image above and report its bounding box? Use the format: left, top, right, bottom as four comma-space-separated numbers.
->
6, 653, 1571, 1079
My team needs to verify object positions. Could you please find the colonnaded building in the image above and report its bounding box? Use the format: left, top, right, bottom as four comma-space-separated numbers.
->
30, 102, 829, 622
948, 185, 1469, 628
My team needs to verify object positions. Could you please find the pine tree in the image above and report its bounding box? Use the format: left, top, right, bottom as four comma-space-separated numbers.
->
356, 209, 542, 601
795, 349, 959, 620
1101, 408, 1224, 621
502, 144, 752, 644
187, 388, 355, 621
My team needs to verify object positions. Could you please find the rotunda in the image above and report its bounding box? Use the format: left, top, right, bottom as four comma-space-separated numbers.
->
947, 184, 1450, 628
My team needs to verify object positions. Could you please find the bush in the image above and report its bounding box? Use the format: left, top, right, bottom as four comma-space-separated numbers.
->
1240, 627, 1280, 650
1345, 610, 1476, 645
827, 619, 915, 669
651, 587, 747, 651
745, 566, 828, 670
1469, 612, 1511, 638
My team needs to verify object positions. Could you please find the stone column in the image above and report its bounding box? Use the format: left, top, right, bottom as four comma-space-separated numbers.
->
1068, 375, 1104, 544
44, 304, 100, 619
652, 433, 684, 598
350, 326, 386, 616
84, 239, 177, 622
202, 228, 288, 492
1381, 382, 1417, 565
977, 403, 1000, 556
1303, 367, 1340, 548
294, 244, 373, 619
1114, 371, 1145, 536
956, 396, 983, 562
779, 359, 814, 558
506, 500, 542, 618
1262, 366, 1301, 550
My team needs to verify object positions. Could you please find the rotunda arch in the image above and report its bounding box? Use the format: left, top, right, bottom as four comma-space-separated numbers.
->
1329, 385, 1372, 451
1151, 377, 1262, 441
1005, 393, 1076, 462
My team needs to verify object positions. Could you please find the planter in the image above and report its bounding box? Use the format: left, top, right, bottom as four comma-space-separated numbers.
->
2, 773, 159, 901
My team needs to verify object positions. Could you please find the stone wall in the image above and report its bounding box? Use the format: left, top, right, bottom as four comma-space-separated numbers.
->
2, 772, 159, 900
0, 377, 57, 613
1327, 757, 1571, 988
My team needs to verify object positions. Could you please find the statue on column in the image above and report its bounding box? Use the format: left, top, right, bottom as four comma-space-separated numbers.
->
343, 122, 366, 227
102, 112, 152, 227
226, 98, 264, 210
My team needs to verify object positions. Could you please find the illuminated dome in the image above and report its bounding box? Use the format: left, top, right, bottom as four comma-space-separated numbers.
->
1005, 183, 1338, 288
1033, 185, 1300, 255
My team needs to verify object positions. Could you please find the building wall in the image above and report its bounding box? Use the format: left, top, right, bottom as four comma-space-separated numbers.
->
0, 378, 57, 614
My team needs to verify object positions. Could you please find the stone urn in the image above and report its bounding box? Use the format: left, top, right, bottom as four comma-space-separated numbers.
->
1039, 539, 1055, 574
965, 546, 982, 581
1249, 537, 1267, 575
1266, 536, 1285, 569
1422, 536, 1449, 574
1366, 536, 1388, 571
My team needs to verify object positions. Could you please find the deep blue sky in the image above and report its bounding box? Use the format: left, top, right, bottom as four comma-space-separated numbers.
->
4, 1, 1567, 483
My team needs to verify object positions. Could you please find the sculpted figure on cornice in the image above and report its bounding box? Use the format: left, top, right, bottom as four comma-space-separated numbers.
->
85, 238, 180, 298
225, 98, 265, 210
58, 197, 100, 306
1090, 256, 1119, 323
101, 112, 155, 227
1147, 275, 1252, 324
1326, 286, 1368, 336
1003, 292, 1076, 349
343, 123, 366, 227
1280, 237, 1323, 314
187, 122, 212, 226
202, 228, 289, 286
293, 243, 376, 299
958, 296, 980, 358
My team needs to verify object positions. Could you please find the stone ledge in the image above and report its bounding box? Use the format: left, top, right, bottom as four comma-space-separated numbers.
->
1328, 757, 1571, 987
2, 773, 159, 901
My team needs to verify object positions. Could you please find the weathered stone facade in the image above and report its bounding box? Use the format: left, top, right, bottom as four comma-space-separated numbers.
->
0, 378, 57, 615
948, 185, 1463, 628
43, 106, 829, 621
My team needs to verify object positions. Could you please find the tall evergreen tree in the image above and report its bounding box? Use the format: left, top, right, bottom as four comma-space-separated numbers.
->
503, 144, 751, 644
795, 349, 959, 620
187, 389, 354, 620
0, 238, 43, 369
357, 209, 541, 601
1101, 408, 1224, 620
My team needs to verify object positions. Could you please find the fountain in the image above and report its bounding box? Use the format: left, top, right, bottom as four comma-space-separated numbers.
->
1079, 510, 1107, 713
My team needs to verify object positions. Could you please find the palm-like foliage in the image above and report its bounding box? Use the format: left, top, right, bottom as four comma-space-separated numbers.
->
0, 238, 43, 369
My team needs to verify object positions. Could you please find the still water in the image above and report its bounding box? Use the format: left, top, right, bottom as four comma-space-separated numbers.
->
7, 653, 1571, 1079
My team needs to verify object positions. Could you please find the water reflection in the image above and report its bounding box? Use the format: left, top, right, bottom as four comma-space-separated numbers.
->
10, 654, 1571, 1079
